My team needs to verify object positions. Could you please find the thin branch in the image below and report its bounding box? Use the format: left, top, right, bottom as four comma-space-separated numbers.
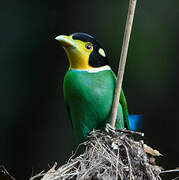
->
171, 176, 179, 180
117, 128, 144, 136
160, 169, 179, 174
110, 0, 137, 129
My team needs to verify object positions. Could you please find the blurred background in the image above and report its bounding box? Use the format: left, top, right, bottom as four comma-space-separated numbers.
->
0, 0, 178, 179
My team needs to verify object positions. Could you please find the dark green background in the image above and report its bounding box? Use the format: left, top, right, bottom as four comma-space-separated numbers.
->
0, 0, 178, 179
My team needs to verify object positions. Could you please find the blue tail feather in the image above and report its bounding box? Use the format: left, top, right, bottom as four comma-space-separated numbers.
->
129, 115, 142, 131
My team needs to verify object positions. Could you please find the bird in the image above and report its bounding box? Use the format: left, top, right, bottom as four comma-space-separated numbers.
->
55, 32, 141, 141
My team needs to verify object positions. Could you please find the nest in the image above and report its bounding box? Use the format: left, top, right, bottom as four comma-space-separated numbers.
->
31, 129, 163, 180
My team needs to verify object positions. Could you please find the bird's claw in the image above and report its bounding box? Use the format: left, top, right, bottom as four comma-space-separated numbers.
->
105, 123, 116, 133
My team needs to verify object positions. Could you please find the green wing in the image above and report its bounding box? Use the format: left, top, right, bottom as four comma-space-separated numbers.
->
120, 89, 129, 129
111, 71, 129, 129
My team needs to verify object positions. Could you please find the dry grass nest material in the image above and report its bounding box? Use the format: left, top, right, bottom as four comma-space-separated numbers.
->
31, 129, 163, 180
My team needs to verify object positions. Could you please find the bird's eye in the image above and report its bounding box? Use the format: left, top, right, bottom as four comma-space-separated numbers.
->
85, 43, 92, 50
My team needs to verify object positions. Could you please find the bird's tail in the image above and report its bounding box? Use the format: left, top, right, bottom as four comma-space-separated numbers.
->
129, 115, 142, 131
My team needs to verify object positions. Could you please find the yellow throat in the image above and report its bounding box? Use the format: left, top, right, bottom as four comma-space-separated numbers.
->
56, 35, 94, 70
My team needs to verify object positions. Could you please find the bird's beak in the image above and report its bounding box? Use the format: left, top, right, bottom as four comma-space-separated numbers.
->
55, 35, 77, 48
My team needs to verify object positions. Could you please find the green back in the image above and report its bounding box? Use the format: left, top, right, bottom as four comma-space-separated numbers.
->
63, 69, 129, 141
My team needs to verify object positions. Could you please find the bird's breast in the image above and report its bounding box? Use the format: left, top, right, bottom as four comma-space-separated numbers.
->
63, 70, 115, 102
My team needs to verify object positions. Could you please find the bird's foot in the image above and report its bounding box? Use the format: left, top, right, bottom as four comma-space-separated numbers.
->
105, 123, 116, 133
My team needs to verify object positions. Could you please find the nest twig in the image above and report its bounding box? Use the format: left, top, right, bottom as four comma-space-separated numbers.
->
30, 129, 163, 180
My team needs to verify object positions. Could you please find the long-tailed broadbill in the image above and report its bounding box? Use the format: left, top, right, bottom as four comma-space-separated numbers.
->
55, 32, 141, 141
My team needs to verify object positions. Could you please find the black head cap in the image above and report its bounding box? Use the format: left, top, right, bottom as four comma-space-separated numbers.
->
71, 32, 109, 68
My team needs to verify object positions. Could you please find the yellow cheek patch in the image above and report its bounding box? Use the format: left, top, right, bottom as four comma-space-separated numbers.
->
98, 48, 106, 57
65, 40, 93, 70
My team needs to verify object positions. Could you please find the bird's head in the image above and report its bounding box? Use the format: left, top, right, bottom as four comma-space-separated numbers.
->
55, 32, 109, 70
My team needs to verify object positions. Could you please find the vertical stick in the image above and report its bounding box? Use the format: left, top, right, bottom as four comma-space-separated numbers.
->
110, 0, 137, 129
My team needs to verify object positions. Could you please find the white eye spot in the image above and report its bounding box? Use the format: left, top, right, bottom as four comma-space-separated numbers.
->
98, 48, 106, 57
